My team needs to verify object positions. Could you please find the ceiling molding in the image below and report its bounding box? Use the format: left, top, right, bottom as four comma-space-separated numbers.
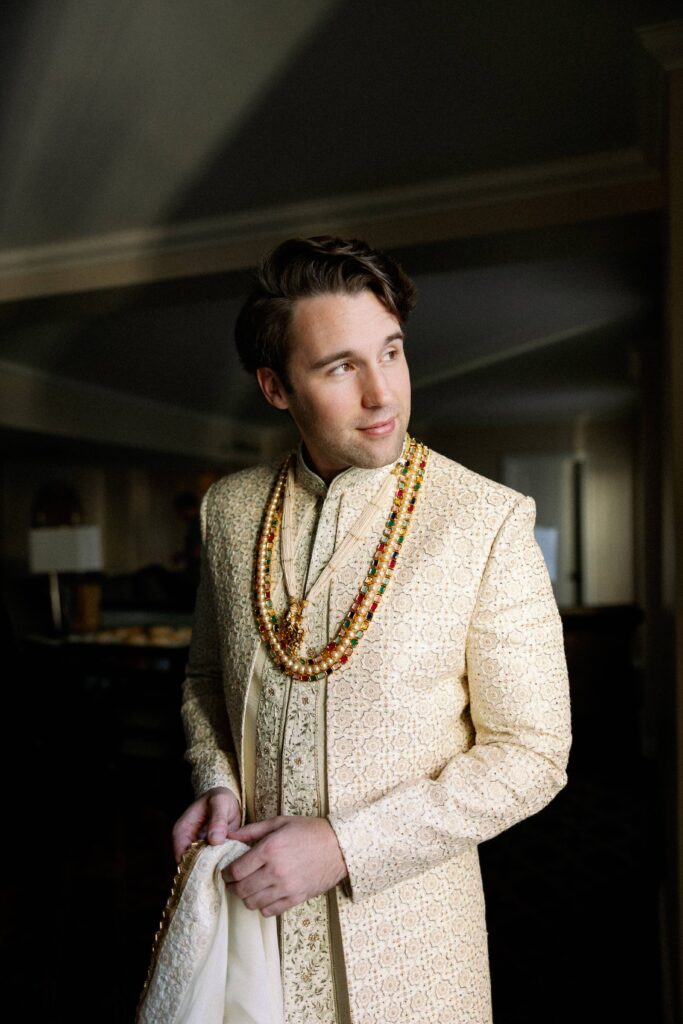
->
0, 359, 286, 462
412, 315, 643, 392
639, 19, 683, 71
0, 148, 664, 303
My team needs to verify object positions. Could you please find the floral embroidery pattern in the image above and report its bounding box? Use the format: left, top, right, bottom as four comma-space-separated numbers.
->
254, 474, 339, 1023
181, 442, 572, 1023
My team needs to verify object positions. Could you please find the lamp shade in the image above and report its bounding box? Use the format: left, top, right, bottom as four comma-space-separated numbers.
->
29, 525, 103, 574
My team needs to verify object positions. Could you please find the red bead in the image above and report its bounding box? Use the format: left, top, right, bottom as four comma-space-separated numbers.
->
371, 602, 378, 611
341, 655, 348, 664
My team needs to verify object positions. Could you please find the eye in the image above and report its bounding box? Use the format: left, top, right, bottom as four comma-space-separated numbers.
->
383, 348, 400, 361
330, 361, 353, 375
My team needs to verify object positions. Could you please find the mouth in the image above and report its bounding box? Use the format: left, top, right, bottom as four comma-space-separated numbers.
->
358, 417, 396, 437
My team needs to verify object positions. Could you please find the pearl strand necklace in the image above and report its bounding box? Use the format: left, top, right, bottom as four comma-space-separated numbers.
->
253, 434, 429, 682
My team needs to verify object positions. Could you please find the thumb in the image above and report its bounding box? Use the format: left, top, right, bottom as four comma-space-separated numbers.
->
206, 791, 234, 844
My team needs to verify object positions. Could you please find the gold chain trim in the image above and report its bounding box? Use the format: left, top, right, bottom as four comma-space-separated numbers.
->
135, 840, 207, 1020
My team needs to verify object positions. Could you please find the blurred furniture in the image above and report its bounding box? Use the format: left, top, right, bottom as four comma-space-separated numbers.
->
28, 525, 103, 633
19, 625, 195, 1019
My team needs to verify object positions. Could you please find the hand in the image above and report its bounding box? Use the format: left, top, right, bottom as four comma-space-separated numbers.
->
172, 786, 241, 863
222, 815, 348, 917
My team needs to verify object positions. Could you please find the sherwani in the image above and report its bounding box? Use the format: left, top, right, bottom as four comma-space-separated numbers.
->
181, 440, 572, 1024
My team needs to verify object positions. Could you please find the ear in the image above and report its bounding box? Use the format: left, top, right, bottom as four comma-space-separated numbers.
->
256, 367, 290, 410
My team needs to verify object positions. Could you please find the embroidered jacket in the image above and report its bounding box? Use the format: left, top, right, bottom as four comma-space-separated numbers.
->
181, 444, 572, 1024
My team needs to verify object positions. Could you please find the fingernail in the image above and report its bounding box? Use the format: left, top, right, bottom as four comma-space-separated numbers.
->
208, 830, 224, 840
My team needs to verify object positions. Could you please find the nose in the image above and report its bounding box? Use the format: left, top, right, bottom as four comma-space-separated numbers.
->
360, 365, 391, 408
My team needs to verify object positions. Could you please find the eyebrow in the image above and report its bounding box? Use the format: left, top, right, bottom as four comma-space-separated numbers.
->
309, 331, 405, 371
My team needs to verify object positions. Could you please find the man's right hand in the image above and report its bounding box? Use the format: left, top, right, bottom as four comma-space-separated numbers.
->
172, 786, 241, 863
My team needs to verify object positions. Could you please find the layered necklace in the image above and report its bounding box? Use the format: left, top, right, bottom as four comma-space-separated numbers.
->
253, 433, 429, 682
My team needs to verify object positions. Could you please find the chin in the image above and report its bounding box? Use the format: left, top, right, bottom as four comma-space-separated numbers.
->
355, 430, 405, 466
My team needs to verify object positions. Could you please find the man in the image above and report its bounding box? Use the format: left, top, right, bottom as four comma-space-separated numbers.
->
172, 235, 572, 1024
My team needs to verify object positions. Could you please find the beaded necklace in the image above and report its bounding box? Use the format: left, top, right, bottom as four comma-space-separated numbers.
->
253, 434, 429, 682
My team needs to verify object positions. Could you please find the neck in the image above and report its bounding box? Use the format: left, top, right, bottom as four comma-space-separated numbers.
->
300, 442, 348, 484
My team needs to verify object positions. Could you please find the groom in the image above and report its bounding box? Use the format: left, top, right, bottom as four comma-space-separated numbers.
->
172, 235, 572, 1023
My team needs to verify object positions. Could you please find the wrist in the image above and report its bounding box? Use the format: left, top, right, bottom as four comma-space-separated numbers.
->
324, 818, 349, 883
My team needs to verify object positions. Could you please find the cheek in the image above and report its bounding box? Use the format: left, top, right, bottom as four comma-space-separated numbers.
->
397, 363, 411, 402
290, 377, 360, 432
316, 387, 357, 426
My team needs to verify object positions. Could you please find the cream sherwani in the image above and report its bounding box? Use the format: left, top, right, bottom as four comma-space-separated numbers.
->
181, 439, 572, 1024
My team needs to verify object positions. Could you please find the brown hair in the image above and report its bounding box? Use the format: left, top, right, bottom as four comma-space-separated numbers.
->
234, 235, 417, 390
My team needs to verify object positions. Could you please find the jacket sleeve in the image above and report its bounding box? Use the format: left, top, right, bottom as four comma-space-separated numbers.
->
180, 488, 242, 805
327, 494, 572, 904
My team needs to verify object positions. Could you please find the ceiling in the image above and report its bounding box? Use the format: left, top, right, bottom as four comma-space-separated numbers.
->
0, 1, 679, 461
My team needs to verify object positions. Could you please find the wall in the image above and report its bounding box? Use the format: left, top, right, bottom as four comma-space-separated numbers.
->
0, 456, 224, 578
425, 413, 636, 608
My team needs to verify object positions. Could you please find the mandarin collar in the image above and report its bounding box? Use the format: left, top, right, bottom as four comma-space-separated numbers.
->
294, 436, 408, 499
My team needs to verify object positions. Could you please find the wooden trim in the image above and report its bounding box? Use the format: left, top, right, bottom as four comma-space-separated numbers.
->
0, 149, 664, 303
0, 359, 284, 462
639, 20, 683, 72
667, 64, 683, 1022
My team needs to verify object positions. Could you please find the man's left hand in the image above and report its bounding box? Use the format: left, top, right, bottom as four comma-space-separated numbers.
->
222, 815, 348, 916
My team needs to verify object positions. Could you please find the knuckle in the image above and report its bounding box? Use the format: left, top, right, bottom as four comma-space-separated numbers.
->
266, 832, 283, 854
271, 860, 286, 882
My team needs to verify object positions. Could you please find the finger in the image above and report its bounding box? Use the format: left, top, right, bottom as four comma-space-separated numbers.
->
222, 844, 268, 884
238, 884, 281, 913
226, 804, 242, 833
260, 896, 294, 918
226, 817, 283, 843
172, 800, 207, 861
173, 834, 190, 863
224, 864, 272, 901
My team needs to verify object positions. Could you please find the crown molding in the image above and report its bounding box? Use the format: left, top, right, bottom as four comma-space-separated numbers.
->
412, 315, 643, 392
0, 147, 664, 303
639, 19, 683, 71
0, 359, 286, 462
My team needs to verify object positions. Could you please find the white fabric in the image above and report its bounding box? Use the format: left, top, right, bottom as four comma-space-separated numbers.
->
138, 840, 284, 1024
